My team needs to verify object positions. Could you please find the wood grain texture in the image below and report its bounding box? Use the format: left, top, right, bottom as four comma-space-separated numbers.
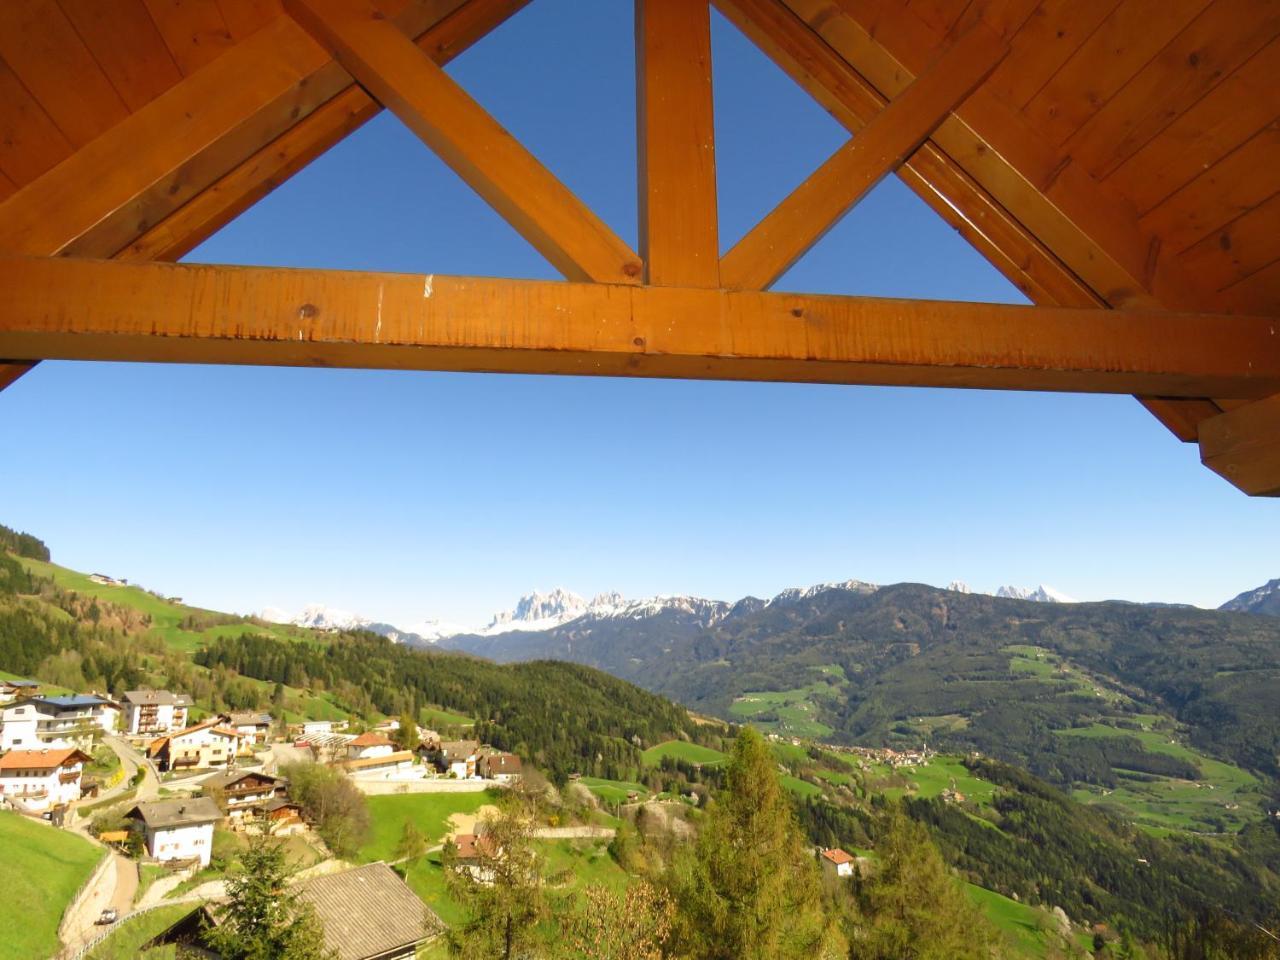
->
287, 0, 642, 284
57, 0, 185, 112
722, 20, 1008, 290
122, 0, 526, 263
0, 0, 131, 147
2, 256, 1278, 399
142, 0, 237, 74
1199, 394, 1280, 496
0, 59, 73, 186
636, 0, 720, 287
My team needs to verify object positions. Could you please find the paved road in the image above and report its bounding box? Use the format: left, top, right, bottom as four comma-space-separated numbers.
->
58, 852, 138, 957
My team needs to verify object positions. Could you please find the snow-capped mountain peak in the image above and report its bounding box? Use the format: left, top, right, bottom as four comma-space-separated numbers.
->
995, 584, 1076, 603
263, 602, 370, 632
946, 581, 972, 594
1219, 578, 1280, 616
483, 588, 591, 634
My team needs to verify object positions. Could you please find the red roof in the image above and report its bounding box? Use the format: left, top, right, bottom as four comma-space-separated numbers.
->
821, 848, 854, 865
0, 747, 90, 771
349, 731, 394, 747
452, 833, 498, 860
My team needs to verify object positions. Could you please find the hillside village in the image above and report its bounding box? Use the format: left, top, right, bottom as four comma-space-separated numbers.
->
0, 677, 539, 959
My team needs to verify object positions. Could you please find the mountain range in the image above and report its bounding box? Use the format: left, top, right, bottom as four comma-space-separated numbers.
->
261, 578, 1080, 644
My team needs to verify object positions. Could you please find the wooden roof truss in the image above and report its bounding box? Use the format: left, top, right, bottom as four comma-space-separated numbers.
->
0, 0, 1277, 494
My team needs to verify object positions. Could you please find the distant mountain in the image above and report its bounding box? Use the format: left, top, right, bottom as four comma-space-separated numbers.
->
1220, 578, 1280, 616
443, 581, 1280, 781
995, 583, 1076, 603
260, 603, 465, 646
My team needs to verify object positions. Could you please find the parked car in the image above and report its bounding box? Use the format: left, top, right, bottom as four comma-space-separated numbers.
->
95, 908, 118, 925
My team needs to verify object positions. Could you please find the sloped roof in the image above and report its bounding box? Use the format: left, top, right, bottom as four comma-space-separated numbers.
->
0, 747, 91, 771
128, 797, 222, 829
821, 848, 854, 865
122, 689, 180, 705
294, 862, 442, 960
200, 770, 283, 792
339, 750, 414, 770
349, 731, 394, 747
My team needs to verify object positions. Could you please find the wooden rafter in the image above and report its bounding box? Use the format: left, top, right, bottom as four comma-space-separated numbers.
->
1199, 395, 1280, 497
720, 20, 1008, 291
2, 256, 1278, 399
636, 0, 720, 288
0, 0, 529, 393
711, 0, 1225, 442
287, 0, 643, 285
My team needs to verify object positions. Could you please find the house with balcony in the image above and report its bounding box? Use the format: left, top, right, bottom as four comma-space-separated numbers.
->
347, 731, 396, 761
0, 746, 91, 813
433, 740, 480, 779
121, 689, 191, 736
149, 719, 240, 772
200, 770, 286, 820
223, 711, 273, 749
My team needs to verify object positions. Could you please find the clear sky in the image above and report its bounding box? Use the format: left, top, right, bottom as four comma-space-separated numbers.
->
0, 0, 1274, 627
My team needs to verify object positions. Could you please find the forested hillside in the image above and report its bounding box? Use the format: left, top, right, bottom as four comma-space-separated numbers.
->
447, 583, 1280, 785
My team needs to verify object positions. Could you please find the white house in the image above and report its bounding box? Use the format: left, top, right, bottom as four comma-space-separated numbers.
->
340, 750, 416, 779
223, 711, 272, 748
121, 689, 191, 736
149, 719, 240, 772
478, 752, 522, 782
820, 848, 856, 880
347, 731, 396, 760
1, 695, 119, 750
0, 746, 91, 813
300, 720, 334, 736
127, 797, 222, 866
436, 740, 480, 779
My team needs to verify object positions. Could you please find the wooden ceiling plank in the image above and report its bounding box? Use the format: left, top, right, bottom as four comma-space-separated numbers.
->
718, 0, 1223, 440
216, 0, 284, 40
636, 0, 720, 288
1105, 36, 1280, 217
722, 20, 1009, 291
56, 0, 185, 112
1218, 256, 1280, 316
3, 256, 1278, 399
1199, 394, 1280, 497
790, 0, 1210, 311
1066, 0, 1280, 181
0, 0, 131, 147
1178, 190, 1280, 295
0, 59, 74, 186
122, 0, 528, 264
1141, 121, 1280, 257
982, 0, 1121, 110
0, 15, 353, 259
1021, 0, 1211, 149
142, 0, 237, 75
286, 0, 642, 284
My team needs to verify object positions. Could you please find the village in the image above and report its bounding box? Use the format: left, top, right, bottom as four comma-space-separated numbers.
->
0, 677, 530, 960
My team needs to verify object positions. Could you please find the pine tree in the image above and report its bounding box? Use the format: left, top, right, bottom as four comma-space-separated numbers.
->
855, 808, 1007, 960
203, 835, 333, 960
664, 727, 845, 960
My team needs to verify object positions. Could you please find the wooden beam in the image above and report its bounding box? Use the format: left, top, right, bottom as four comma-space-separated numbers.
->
1200, 395, 1280, 496
712, 0, 1225, 442
2, 256, 1278, 399
636, 0, 720, 287
123, 0, 531, 264
0, 1, 473, 260
0, 362, 33, 392
287, 0, 642, 284
720, 21, 1007, 291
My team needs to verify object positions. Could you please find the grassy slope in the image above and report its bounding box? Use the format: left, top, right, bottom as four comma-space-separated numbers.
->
1059, 722, 1261, 833
640, 740, 727, 766
358, 792, 501, 863
84, 903, 194, 960
13, 558, 358, 723
965, 883, 1057, 959
0, 812, 104, 960
578, 776, 649, 804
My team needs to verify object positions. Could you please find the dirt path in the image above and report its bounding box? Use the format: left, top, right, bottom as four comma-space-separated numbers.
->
445, 804, 500, 839
58, 852, 131, 957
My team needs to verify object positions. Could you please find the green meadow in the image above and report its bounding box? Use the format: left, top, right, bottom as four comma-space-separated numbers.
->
640, 740, 728, 767
0, 812, 104, 960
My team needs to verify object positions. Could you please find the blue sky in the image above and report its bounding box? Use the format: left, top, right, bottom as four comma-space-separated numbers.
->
0, 0, 1274, 626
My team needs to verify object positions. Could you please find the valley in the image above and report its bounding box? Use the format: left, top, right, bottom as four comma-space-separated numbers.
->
1, 527, 1278, 959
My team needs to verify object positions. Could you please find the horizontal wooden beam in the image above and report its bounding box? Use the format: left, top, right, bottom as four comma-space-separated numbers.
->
720, 20, 1007, 291
1200, 395, 1280, 497
287, 0, 642, 284
2, 257, 1278, 399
